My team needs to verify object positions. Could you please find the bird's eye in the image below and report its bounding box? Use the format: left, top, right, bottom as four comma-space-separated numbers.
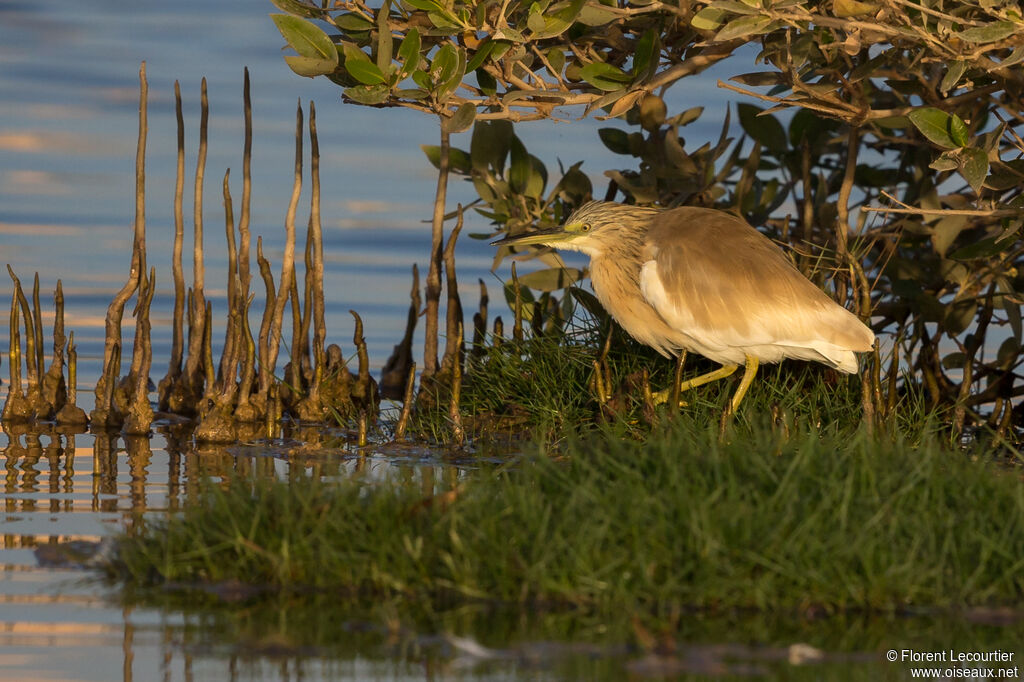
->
581, 223, 592, 232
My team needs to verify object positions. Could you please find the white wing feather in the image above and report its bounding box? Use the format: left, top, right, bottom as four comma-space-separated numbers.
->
640, 256, 866, 372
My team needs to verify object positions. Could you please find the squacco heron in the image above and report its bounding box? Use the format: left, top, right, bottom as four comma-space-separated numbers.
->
493, 201, 875, 411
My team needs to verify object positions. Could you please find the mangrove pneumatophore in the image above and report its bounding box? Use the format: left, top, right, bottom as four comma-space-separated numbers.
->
3, 63, 489, 446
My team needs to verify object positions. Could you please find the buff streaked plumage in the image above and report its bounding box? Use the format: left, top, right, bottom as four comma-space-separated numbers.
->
493, 200, 875, 411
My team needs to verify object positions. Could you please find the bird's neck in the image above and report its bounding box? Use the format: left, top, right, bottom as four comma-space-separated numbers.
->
587, 231, 645, 296
592, 222, 648, 263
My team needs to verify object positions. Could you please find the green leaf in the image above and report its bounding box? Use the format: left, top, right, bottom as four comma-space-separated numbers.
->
949, 114, 969, 148
997, 337, 1019, 368
709, 0, 762, 14
342, 43, 370, 62
941, 351, 966, 370
516, 267, 584, 292
335, 13, 375, 31
671, 106, 704, 127
473, 175, 498, 204
545, 48, 565, 77
598, 128, 630, 154
871, 115, 911, 130
436, 46, 466, 101
958, 21, 1018, 44
376, 2, 394, 73
639, 94, 666, 131
509, 135, 530, 194
789, 107, 837, 148
427, 10, 462, 30
421, 144, 472, 173
284, 55, 338, 77
737, 103, 787, 153
996, 220, 1021, 244
502, 88, 570, 106
985, 159, 1024, 191
960, 148, 989, 195
397, 29, 421, 78
664, 135, 696, 173
403, 0, 442, 11
714, 15, 772, 41
527, 10, 546, 33
433, 43, 457, 82
908, 108, 959, 150
394, 87, 428, 100
444, 102, 477, 134
949, 236, 1004, 261
271, 15, 337, 61
730, 72, 783, 86
493, 26, 525, 41
584, 88, 633, 117
929, 151, 959, 172
271, 0, 323, 18
832, 0, 879, 17
568, 287, 608, 322
931, 215, 968, 257
577, 3, 620, 26
579, 62, 631, 91
471, 119, 513, 173
344, 84, 390, 104
421, 144, 441, 167
557, 163, 592, 200
1001, 45, 1024, 68
632, 29, 659, 79
530, 0, 586, 39
691, 6, 729, 30
412, 69, 431, 89
476, 68, 497, 96
944, 300, 977, 335
346, 57, 387, 85
524, 155, 547, 198
465, 40, 494, 73
940, 61, 967, 93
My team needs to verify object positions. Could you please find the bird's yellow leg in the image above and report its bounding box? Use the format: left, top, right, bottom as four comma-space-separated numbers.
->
652, 362, 739, 406
728, 355, 760, 412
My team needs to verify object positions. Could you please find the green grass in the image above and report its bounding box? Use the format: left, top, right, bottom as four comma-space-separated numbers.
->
110, 320, 1023, 619
109, 416, 1024, 616
408, 325, 606, 443
408, 314, 943, 448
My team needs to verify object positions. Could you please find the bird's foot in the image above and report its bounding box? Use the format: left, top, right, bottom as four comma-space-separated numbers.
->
651, 388, 688, 408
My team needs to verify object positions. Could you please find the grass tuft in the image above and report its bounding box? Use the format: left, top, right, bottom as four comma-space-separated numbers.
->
110, 419, 1024, 616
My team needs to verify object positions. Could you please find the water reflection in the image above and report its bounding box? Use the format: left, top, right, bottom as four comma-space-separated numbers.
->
0, 425, 1022, 679
0, 423, 500, 681
1, 423, 475, 524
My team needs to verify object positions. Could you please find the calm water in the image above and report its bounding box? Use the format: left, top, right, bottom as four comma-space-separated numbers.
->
1, 2, 1021, 680
1, 425, 1022, 681
0, 0, 732, 395
0, 425, 502, 682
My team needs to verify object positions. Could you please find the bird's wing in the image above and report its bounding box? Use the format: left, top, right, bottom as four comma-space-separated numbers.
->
638, 208, 873, 357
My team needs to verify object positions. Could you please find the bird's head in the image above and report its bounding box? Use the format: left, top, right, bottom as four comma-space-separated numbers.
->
491, 201, 659, 257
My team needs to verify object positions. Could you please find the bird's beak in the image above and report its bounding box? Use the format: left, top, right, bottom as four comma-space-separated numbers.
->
491, 226, 572, 247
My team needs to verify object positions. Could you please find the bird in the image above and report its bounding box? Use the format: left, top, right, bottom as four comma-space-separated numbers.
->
492, 201, 875, 412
